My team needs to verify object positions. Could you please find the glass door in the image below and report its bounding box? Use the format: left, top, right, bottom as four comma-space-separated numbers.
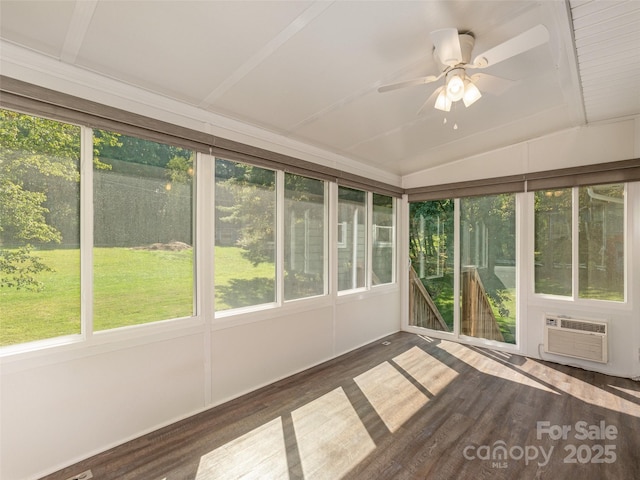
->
409, 195, 517, 345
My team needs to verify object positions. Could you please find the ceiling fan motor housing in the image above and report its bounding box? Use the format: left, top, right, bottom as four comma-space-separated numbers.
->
458, 33, 475, 64
433, 32, 475, 71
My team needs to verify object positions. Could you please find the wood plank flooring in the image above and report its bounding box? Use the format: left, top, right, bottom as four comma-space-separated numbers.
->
41, 332, 640, 480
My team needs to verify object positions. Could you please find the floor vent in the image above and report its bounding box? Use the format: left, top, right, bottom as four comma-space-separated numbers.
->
64, 469, 93, 480
544, 315, 608, 363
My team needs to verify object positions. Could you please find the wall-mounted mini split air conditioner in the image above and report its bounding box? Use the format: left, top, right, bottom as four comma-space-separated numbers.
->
544, 315, 608, 363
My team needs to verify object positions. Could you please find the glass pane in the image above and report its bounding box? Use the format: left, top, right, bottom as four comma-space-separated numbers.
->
93, 131, 194, 329
337, 187, 366, 291
284, 174, 326, 301
372, 194, 394, 285
408, 200, 454, 331
215, 159, 276, 310
460, 194, 516, 344
579, 184, 624, 301
0, 109, 81, 345
534, 189, 572, 296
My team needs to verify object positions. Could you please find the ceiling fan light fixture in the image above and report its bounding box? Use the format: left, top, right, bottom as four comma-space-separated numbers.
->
434, 89, 452, 111
462, 79, 482, 107
445, 70, 465, 102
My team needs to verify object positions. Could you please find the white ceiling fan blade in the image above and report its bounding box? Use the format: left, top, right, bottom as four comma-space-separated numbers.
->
469, 73, 515, 96
417, 86, 444, 115
472, 24, 549, 68
431, 28, 463, 66
378, 74, 441, 93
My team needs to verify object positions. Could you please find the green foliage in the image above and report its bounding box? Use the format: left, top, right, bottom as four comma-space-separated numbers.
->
1, 110, 79, 243
0, 109, 121, 290
409, 199, 454, 277
1, 109, 193, 292
216, 159, 276, 265
94, 130, 191, 167
166, 154, 195, 184
0, 245, 52, 291
0, 180, 61, 243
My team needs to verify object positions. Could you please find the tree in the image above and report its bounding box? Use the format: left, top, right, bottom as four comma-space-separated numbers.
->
0, 109, 118, 290
409, 199, 454, 279
94, 130, 190, 167
215, 160, 276, 265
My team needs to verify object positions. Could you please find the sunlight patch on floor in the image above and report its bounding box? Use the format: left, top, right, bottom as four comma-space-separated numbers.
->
354, 361, 428, 432
528, 368, 640, 416
195, 417, 288, 479
609, 384, 640, 400
437, 340, 559, 394
292, 387, 375, 480
393, 346, 458, 396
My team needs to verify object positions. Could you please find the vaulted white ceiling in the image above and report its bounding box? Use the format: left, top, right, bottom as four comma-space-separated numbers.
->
1, 0, 638, 177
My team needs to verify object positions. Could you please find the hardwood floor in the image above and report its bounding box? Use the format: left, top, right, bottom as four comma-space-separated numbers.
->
41, 332, 640, 480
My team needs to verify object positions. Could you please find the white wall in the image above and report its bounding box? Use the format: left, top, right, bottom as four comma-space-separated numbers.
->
402, 116, 640, 381
402, 118, 638, 188
1, 331, 206, 479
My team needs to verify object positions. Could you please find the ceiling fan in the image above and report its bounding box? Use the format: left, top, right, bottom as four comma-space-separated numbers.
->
378, 24, 549, 114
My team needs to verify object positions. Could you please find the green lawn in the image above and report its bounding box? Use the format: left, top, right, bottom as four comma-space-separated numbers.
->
93, 247, 194, 330
1, 249, 82, 346
1, 246, 274, 346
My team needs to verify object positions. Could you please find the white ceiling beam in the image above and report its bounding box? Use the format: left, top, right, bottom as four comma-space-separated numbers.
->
199, 1, 334, 108
60, 0, 99, 64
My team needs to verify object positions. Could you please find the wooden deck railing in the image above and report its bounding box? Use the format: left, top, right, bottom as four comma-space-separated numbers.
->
409, 266, 449, 331
461, 267, 505, 342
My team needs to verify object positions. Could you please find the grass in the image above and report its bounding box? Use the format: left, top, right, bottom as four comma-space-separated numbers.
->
424, 274, 455, 330
93, 247, 194, 330
1, 246, 274, 346
1, 249, 82, 346
214, 246, 274, 310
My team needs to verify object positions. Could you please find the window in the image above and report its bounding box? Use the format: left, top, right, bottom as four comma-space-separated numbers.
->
579, 185, 624, 300
284, 173, 326, 301
0, 109, 81, 346
535, 183, 625, 301
372, 193, 395, 285
214, 159, 276, 311
93, 130, 195, 330
534, 188, 572, 296
0, 105, 397, 350
337, 186, 367, 291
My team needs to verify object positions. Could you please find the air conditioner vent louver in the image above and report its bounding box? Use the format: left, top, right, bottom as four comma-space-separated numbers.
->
544, 315, 608, 363
560, 319, 606, 334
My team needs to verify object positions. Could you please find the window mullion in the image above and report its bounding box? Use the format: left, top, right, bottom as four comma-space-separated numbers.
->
276, 170, 285, 305
392, 197, 397, 284
80, 126, 94, 340
329, 182, 338, 297
323, 181, 330, 296
197, 152, 214, 320
572, 187, 579, 299
453, 198, 461, 338
366, 191, 373, 289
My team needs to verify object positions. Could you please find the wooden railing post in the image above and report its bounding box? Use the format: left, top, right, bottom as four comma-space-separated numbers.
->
461, 267, 504, 342
408, 266, 449, 331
